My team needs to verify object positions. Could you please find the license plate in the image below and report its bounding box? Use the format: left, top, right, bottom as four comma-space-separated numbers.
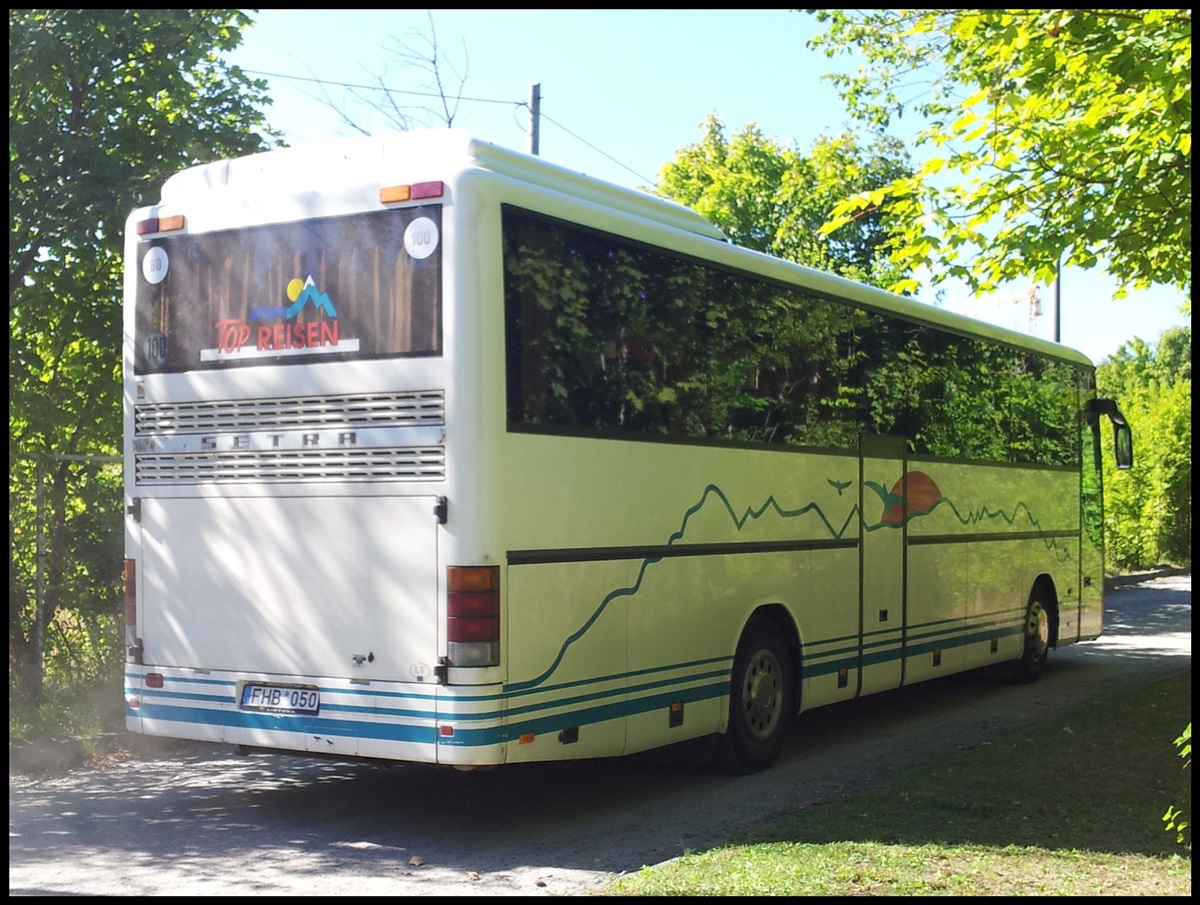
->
240, 683, 320, 715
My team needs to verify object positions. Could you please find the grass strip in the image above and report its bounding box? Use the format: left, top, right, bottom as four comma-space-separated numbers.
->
608, 667, 1191, 896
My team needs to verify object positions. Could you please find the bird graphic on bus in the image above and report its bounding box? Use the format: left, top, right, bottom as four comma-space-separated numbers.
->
827, 478, 853, 496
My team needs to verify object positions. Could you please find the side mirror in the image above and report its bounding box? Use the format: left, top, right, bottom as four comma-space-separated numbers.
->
1086, 398, 1133, 471
1114, 422, 1133, 471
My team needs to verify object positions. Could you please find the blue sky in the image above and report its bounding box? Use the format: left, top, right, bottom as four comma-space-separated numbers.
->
226, 9, 1189, 363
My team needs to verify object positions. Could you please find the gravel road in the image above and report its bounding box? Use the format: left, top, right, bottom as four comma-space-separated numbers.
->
9, 573, 1190, 896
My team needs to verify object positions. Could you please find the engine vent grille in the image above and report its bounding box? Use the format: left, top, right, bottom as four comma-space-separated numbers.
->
135, 390, 444, 433
133, 391, 446, 485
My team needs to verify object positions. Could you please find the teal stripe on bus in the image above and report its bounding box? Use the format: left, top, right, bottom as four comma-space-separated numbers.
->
439, 682, 729, 747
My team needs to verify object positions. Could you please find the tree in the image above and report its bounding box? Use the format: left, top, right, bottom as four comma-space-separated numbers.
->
1096, 325, 1191, 570
802, 9, 1192, 300
656, 116, 915, 290
307, 10, 469, 134
9, 9, 277, 700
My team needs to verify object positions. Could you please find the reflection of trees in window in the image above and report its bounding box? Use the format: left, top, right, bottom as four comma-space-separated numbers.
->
855, 323, 1080, 465
503, 207, 1082, 466
1081, 410, 1105, 550
701, 274, 853, 446
504, 214, 707, 433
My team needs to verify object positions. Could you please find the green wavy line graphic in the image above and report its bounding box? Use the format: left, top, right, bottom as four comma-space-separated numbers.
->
507, 478, 1069, 691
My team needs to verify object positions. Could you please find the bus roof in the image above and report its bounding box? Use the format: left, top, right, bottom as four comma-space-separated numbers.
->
158, 128, 726, 242
154, 129, 1093, 369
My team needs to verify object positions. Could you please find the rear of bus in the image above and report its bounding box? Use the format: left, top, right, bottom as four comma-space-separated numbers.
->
122, 132, 503, 766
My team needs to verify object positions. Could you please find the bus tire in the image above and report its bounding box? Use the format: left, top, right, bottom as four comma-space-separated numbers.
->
714, 615, 794, 774
1012, 584, 1052, 683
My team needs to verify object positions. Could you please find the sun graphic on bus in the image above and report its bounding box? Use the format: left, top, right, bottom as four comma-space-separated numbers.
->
865, 471, 944, 526
283, 274, 338, 318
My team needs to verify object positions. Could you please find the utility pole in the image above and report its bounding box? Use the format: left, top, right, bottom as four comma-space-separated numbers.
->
529, 82, 541, 156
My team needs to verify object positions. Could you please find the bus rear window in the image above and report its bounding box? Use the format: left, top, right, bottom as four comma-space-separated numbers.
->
133, 206, 442, 373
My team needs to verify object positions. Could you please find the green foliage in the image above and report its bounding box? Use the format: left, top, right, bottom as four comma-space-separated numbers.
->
1163, 722, 1191, 847
1096, 326, 1191, 570
9, 458, 125, 688
9, 670, 125, 744
9, 10, 277, 699
656, 115, 915, 289
804, 9, 1192, 300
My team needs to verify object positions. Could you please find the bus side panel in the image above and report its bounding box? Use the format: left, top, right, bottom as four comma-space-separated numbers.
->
859, 437, 908, 695
905, 541, 969, 683
500, 432, 868, 758
904, 462, 1081, 676
503, 560, 630, 763
623, 554, 727, 756
795, 546, 862, 712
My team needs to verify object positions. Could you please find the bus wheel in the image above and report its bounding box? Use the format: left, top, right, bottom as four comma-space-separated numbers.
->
715, 616, 794, 773
1012, 585, 1052, 683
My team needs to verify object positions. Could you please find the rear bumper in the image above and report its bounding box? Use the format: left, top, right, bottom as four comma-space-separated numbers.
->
123, 666, 507, 766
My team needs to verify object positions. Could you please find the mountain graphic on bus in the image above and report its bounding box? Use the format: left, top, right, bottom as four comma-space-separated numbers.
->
249, 275, 337, 321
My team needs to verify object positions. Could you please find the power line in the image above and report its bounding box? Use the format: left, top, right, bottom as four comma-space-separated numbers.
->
536, 109, 656, 186
240, 68, 518, 107
241, 67, 657, 187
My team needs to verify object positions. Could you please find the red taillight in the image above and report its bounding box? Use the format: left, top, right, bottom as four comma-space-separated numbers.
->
410, 180, 444, 199
447, 566, 499, 643
124, 558, 137, 636
379, 180, 444, 204
449, 617, 498, 643
124, 558, 144, 663
446, 565, 500, 667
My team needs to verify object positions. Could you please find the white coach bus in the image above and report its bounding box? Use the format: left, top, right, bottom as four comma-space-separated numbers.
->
123, 130, 1132, 772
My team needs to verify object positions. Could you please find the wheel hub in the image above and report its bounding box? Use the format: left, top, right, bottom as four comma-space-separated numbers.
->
743, 650, 783, 741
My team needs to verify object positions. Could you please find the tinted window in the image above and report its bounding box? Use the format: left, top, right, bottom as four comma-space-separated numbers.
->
503, 208, 1079, 466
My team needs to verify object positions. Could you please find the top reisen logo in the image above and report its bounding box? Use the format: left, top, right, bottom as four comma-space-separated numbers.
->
204, 275, 360, 362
